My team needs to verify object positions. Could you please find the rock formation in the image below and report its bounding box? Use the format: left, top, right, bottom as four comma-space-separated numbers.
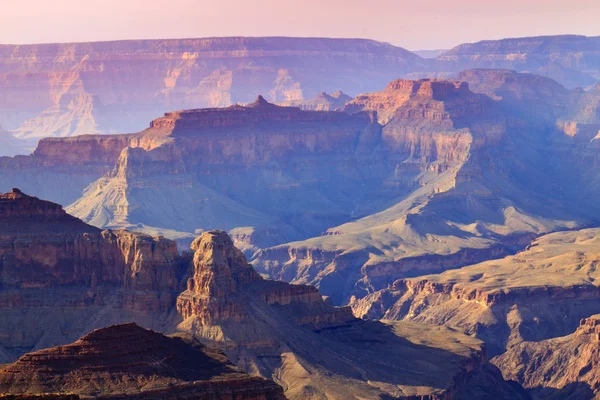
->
277, 91, 352, 111
64, 97, 381, 241
351, 227, 600, 355
493, 314, 600, 399
174, 230, 528, 400
0, 198, 528, 399
0, 189, 185, 363
253, 72, 600, 304
437, 35, 600, 88
3, 71, 600, 307
0, 323, 286, 399
0, 37, 426, 139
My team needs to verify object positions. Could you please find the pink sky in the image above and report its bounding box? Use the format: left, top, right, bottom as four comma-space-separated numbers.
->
1, 0, 598, 49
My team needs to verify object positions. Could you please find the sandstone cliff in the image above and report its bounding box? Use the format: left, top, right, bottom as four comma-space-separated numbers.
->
253, 73, 595, 304
5, 72, 600, 309
174, 230, 527, 400
494, 314, 600, 399
0, 193, 528, 399
0, 323, 286, 399
0, 189, 186, 362
351, 228, 600, 357
0, 37, 425, 139
65, 97, 382, 240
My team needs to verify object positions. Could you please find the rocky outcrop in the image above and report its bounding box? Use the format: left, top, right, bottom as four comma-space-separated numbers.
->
0, 37, 426, 139
174, 231, 526, 400
0, 197, 528, 400
176, 230, 351, 327
0, 189, 186, 361
277, 91, 352, 111
0, 323, 286, 399
64, 97, 381, 237
351, 228, 600, 357
494, 314, 600, 399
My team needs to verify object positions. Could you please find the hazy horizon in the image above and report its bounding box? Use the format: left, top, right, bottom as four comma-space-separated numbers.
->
1, 0, 599, 50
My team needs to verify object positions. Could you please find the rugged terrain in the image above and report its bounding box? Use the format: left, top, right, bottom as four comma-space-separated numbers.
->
494, 314, 600, 399
0, 323, 286, 399
0, 188, 186, 362
0, 189, 528, 399
1, 34, 598, 142
351, 227, 600, 354
436, 35, 600, 88
2, 70, 600, 305
253, 70, 600, 304
0, 37, 425, 140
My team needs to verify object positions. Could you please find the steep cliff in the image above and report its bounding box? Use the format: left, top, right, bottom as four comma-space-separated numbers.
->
66, 97, 383, 241
0, 37, 426, 139
351, 228, 600, 357
0, 196, 528, 399
437, 35, 600, 88
253, 73, 597, 304
494, 314, 600, 399
0, 189, 186, 362
174, 231, 527, 400
0, 323, 286, 400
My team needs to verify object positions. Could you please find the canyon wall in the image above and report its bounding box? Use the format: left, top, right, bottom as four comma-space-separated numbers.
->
0, 37, 425, 140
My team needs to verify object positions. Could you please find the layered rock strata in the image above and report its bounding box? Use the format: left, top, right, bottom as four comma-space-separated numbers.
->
0, 323, 286, 399
0, 189, 185, 362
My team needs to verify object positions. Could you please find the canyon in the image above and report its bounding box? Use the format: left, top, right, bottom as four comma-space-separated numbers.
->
436, 35, 600, 88
1, 69, 599, 306
1, 31, 599, 400
0, 37, 424, 142
351, 227, 600, 398
0, 189, 528, 399
0, 35, 597, 150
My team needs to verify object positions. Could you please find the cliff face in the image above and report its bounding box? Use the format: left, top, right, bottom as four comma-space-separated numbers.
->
5, 72, 600, 309
437, 35, 600, 88
0, 199, 528, 400
254, 72, 597, 304
494, 314, 600, 399
0, 37, 425, 139
173, 231, 527, 400
0, 189, 186, 362
351, 228, 600, 357
0, 323, 286, 400
65, 98, 383, 238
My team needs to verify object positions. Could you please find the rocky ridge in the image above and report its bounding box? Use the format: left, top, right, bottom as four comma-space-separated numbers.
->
0, 37, 425, 139
253, 71, 598, 304
0, 190, 528, 399
0, 323, 286, 399
494, 314, 600, 399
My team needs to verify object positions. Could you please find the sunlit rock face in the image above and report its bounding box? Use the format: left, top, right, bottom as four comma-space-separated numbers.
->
0, 37, 426, 139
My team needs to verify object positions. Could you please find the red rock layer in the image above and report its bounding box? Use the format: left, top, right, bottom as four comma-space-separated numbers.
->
0, 323, 286, 399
